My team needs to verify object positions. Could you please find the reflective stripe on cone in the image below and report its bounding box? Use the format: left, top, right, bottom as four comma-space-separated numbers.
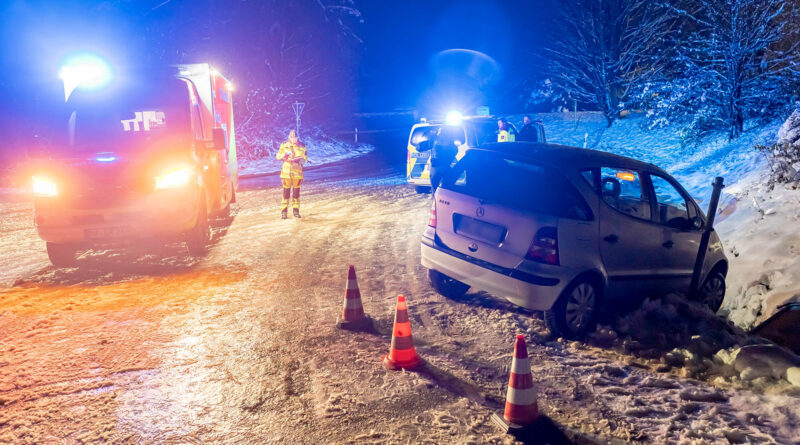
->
383, 295, 421, 370
337, 265, 372, 331
503, 334, 539, 426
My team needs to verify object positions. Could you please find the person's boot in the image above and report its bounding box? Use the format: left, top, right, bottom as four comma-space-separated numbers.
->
293, 208, 301, 218
281, 208, 288, 219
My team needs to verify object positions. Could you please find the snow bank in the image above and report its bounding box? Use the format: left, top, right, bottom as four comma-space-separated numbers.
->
237, 127, 374, 177
590, 294, 800, 391
715, 181, 800, 329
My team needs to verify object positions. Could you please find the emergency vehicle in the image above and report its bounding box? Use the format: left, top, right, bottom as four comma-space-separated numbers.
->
406, 114, 545, 192
31, 63, 238, 266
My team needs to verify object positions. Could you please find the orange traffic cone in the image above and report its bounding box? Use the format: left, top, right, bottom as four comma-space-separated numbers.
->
383, 295, 422, 370
503, 334, 539, 427
336, 265, 372, 331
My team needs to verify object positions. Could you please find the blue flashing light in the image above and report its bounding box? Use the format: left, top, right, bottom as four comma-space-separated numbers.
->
60, 53, 112, 100
95, 154, 117, 163
446, 110, 464, 126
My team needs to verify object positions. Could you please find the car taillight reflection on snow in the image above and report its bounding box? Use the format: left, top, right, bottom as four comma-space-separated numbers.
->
525, 226, 558, 265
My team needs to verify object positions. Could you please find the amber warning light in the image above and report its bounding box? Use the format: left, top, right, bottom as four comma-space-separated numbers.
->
616, 171, 636, 182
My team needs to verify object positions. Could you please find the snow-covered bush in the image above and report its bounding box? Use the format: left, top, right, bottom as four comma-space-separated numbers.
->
755, 108, 800, 183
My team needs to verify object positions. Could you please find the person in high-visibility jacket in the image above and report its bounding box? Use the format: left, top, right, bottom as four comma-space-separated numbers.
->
276, 130, 308, 219
497, 118, 517, 142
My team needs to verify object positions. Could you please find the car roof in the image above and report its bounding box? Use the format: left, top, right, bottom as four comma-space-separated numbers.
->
471, 142, 668, 175
413, 116, 498, 126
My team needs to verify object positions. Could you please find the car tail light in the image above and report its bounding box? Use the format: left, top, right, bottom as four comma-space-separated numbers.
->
428, 200, 437, 228
525, 227, 559, 265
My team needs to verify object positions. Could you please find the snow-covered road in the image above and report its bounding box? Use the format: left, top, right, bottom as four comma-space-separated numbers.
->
1, 151, 799, 444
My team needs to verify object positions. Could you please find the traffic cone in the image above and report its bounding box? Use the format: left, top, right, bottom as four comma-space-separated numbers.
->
336, 265, 372, 331
383, 295, 422, 370
503, 334, 539, 427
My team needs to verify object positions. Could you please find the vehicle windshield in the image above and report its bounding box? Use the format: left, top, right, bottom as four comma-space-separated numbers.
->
67, 78, 191, 151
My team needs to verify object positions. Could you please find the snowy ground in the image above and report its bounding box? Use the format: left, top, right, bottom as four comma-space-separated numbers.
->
2, 150, 800, 444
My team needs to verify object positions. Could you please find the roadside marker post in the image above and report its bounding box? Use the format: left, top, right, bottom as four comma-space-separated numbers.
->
293, 101, 305, 137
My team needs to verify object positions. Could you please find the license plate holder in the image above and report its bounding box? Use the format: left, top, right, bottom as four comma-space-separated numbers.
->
454, 214, 506, 245
85, 226, 131, 240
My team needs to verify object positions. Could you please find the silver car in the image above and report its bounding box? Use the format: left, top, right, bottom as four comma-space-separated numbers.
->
420, 142, 728, 338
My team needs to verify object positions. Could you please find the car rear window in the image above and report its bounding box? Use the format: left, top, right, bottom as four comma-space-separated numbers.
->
442, 151, 593, 221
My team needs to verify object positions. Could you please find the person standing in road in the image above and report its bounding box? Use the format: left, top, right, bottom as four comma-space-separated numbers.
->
429, 126, 459, 192
497, 118, 517, 142
276, 130, 308, 219
517, 115, 539, 142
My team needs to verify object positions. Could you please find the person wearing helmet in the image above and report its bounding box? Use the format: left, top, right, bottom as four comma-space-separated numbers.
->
497, 118, 517, 142
276, 129, 308, 219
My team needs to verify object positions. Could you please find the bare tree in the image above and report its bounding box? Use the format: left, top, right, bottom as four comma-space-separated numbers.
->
547, 0, 677, 126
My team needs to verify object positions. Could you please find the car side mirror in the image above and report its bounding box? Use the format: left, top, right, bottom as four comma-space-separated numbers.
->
691, 216, 703, 230
212, 128, 227, 151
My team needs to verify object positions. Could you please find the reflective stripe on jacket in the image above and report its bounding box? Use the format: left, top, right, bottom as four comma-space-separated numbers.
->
277, 141, 308, 179
497, 130, 516, 142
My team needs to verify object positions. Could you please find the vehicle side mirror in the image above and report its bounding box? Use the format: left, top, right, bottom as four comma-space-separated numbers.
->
691, 216, 703, 230
212, 128, 227, 151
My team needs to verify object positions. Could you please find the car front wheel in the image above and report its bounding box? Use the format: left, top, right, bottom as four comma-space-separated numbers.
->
428, 269, 470, 299
545, 278, 600, 339
698, 271, 726, 312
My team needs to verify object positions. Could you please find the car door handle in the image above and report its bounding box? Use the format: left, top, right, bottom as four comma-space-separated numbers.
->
603, 234, 618, 243
662, 240, 674, 248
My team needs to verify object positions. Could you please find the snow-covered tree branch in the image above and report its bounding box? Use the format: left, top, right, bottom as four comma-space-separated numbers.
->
636, 0, 800, 139
546, 0, 678, 126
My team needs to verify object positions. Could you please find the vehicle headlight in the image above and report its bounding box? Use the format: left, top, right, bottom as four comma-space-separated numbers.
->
155, 167, 193, 190
32, 176, 58, 197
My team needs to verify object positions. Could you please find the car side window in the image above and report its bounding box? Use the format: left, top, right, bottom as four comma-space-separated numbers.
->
599, 167, 650, 220
650, 174, 692, 229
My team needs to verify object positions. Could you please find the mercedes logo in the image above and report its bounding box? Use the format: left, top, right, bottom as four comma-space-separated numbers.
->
476, 207, 485, 217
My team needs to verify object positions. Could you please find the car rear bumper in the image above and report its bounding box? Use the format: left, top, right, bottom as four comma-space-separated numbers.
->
420, 233, 568, 311
34, 188, 200, 245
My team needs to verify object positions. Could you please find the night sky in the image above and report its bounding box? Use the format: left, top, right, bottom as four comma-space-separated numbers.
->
0, 0, 553, 142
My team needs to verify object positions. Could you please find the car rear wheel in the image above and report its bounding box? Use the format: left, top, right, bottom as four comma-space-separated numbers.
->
545, 278, 599, 339
186, 193, 210, 256
46, 242, 78, 267
698, 271, 726, 312
415, 186, 431, 194
428, 269, 470, 299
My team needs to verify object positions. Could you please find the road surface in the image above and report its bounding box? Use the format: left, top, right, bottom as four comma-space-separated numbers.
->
1, 146, 798, 444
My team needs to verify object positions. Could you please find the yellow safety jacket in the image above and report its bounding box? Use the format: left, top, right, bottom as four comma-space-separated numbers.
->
276, 140, 308, 179
497, 130, 515, 142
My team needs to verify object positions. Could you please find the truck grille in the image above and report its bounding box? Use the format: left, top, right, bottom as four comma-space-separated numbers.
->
68, 181, 141, 209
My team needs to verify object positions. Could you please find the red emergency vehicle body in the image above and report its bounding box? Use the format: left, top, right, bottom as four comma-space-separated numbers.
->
32, 64, 238, 266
